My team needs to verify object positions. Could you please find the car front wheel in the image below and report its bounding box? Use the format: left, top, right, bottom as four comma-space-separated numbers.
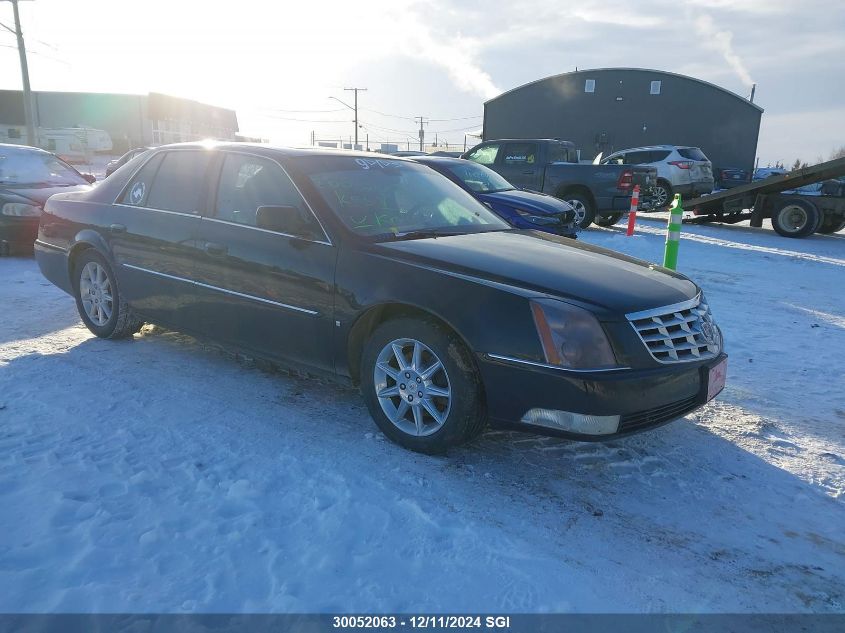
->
73, 250, 143, 339
360, 317, 486, 453
562, 193, 595, 229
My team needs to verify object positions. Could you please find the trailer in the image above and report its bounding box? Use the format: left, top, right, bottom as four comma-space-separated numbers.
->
681, 156, 845, 238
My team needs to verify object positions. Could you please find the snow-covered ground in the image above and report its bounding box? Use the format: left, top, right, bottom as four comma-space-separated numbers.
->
1, 219, 844, 613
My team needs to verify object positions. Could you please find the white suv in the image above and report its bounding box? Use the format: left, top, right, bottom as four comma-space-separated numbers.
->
601, 145, 714, 208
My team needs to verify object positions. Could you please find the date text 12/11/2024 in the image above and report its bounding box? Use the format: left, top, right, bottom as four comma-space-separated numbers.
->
332, 615, 512, 629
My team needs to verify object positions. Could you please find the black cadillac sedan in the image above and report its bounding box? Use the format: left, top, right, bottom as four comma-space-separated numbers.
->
35, 143, 727, 453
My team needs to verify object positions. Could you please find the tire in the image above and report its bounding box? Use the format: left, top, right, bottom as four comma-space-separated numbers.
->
653, 180, 673, 209
73, 250, 143, 339
771, 199, 821, 238
816, 215, 845, 234
360, 317, 486, 454
561, 193, 596, 229
595, 212, 624, 227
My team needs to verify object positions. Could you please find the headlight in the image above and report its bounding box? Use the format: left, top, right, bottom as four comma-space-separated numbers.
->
513, 208, 559, 226
530, 299, 618, 369
2, 202, 41, 217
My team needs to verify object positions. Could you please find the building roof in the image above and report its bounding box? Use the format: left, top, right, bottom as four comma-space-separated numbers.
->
486, 67, 764, 113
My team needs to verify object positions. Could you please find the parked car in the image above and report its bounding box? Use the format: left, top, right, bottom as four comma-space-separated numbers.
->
714, 167, 750, 190
601, 145, 714, 207
753, 167, 787, 181
462, 139, 656, 229
36, 143, 726, 453
104, 147, 153, 177
413, 156, 578, 238
430, 151, 463, 158
390, 150, 428, 157
0, 143, 93, 255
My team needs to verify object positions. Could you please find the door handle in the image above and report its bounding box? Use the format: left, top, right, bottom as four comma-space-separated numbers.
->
522, 170, 535, 175
204, 241, 228, 255
109, 223, 126, 234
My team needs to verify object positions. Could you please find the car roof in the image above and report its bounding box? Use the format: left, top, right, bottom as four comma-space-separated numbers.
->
480, 138, 574, 146
0, 143, 51, 155
411, 156, 467, 166
608, 145, 696, 154
147, 141, 414, 161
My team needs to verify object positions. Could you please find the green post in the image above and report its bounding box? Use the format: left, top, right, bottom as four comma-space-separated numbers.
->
663, 194, 683, 270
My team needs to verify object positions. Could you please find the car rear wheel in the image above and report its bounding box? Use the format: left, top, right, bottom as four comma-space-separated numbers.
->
73, 250, 143, 339
562, 193, 595, 229
360, 317, 486, 453
595, 213, 624, 227
771, 199, 821, 238
653, 180, 673, 208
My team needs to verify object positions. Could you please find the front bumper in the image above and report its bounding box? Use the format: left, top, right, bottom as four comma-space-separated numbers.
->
478, 352, 727, 440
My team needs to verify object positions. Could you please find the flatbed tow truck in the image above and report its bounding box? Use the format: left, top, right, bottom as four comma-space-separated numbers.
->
681, 156, 845, 238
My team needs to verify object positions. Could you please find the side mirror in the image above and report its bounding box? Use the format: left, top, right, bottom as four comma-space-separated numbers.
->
82, 174, 96, 184
256, 205, 313, 237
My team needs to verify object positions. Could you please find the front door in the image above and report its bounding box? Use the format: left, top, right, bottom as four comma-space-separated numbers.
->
497, 142, 541, 191
191, 151, 337, 372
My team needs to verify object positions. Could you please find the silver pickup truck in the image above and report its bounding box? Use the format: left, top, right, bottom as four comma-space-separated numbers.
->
462, 138, 656, 229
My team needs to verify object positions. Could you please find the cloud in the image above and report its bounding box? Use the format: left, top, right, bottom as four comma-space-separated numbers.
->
692, 14, 754, 87
390, 3, 502, 100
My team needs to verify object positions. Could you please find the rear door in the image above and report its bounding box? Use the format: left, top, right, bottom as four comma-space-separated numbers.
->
191, 151, 337, 372
496, 142, 541, 191
109, 149, 210, 328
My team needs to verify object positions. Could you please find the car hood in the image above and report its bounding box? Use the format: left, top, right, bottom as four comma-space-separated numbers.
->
377, 230, 698, 316
477, 189, 573, 215
0, 183, 91, 207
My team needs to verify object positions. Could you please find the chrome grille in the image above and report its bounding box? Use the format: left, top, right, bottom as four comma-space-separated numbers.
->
626, 294, 721, 363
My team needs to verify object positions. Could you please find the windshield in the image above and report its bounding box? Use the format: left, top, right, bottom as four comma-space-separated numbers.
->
0, 150, 88, 186
296, 156, 510, 238
441, 161, 514, 194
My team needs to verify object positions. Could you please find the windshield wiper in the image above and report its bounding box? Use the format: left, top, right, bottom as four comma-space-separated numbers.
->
372, 227, 469, 241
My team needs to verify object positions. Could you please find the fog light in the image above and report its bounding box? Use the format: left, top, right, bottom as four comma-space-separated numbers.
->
521, 408, 620, 435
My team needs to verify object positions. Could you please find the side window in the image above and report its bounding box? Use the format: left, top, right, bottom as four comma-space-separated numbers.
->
502, 143, 538, 166
146, 151, 211, 214
214, 153, 322, 237
650, 150, 671, 162
547, 144, 574, 164
603, 154, 625, 165
120, 152, 165, 207
465, 144, 500, 166
625, 151, 651, 164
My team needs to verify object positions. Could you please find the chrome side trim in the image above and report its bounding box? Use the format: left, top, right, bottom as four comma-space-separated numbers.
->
485, 353, 630, 374
200, 216, 332, 246
625, 292, 701, 321
34, 239, 68, 253
113, 203, 197, 218
121, 263, 319, 316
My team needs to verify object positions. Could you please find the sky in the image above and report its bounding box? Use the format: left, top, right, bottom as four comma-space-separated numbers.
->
1, 0, 843, 165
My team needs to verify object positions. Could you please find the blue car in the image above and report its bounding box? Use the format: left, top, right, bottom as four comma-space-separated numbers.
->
413, 156, 579, 238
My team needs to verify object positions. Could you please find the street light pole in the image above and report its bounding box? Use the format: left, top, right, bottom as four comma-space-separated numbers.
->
344, 87, 366, 149
2, 0, 37, 146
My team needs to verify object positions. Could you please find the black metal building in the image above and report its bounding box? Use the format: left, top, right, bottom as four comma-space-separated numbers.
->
483, 68, 763, 172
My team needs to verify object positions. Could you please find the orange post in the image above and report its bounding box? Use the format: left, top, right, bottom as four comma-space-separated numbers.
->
626, 185, 640, 236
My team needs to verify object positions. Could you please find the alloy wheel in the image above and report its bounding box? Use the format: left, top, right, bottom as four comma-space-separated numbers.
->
79, 261, 113, 326
567, 199, 587, 225
373, 338, 452, 437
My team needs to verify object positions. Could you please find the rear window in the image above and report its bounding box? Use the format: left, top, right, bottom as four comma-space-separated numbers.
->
678, 147, 708, 161
121, 150, 211, 213
548, 144, 576, 164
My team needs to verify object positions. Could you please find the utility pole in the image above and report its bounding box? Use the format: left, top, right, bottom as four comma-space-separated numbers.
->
344, 87, 366, 150
2, 0, 37, 146
416, 116, 427, 152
